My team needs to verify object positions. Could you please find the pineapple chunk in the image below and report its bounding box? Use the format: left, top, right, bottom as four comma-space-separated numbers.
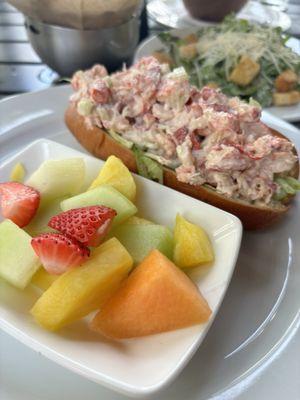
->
89, 156, 136, 201
174, 214, 214, 269
31, 238, 133, 331
10, 162, 25, 182
31, 268, 58, 291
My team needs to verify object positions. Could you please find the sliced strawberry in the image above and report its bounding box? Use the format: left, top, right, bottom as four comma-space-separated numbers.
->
31, 233, 90, 275
48, 206, 117, 247
0, 182, 40, 227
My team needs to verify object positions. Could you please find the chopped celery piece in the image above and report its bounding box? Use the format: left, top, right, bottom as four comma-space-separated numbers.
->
285, 176, 300, 191
276, 178, 296, 195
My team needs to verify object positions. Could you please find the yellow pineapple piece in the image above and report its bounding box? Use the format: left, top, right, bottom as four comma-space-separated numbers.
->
174, 214, 214, 269
31, 268, 58, 291
10, 162, 26, 182
31, 238, 133, 331
89, 156, 136, 201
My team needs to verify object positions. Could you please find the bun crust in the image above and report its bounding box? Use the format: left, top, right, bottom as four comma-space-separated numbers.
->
65, 104, 299, 229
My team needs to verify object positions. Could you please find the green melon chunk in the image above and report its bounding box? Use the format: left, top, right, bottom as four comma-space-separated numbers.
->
26, 158, 85, 201
112, 223, 174, 264
25, 197, 66, 237
0, 220, 41, 289
60, 185, 137, 227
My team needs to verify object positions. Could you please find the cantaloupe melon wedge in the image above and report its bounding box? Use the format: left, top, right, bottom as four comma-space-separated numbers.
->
90, 249, 211, 339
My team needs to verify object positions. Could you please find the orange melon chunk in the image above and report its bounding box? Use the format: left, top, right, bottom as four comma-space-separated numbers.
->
91, 249, 211, 339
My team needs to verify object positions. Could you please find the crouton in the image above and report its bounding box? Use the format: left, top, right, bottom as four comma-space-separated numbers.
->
272, 91, 300, 106
183, 33, 198, 44
229, 56, 260, 86
152, 51, 173, 67
206, 82, 219, 89
179, 43, 198, 60
275, 70, 298, 92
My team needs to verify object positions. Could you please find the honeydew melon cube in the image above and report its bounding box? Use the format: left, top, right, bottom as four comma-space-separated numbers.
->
25, 197, 65, 237
26, 158, 85, 201
60, 185, 137, 227
113, 223, 174, 263
125, 216, 154, 225
0, 220, 41, 289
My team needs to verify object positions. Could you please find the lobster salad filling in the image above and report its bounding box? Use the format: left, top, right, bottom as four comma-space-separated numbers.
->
70, 56, 299, 206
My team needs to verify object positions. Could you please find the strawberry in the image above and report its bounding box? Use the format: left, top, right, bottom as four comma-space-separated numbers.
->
31, 233, 90, 275
48, 206, 117, 247
0, 182, 40, 227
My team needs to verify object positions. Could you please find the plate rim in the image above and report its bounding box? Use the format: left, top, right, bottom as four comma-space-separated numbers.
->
0, 86, 299, 400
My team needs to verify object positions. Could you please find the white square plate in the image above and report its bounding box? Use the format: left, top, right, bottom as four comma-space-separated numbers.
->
0, 139, 242, 397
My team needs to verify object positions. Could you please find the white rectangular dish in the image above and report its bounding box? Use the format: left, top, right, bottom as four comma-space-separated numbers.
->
0, 138, 242, 397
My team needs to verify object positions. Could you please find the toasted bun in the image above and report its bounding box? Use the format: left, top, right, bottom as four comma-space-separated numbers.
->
65, 104, 299, 230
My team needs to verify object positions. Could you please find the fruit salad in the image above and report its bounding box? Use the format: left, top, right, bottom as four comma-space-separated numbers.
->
0, 155, 214, 339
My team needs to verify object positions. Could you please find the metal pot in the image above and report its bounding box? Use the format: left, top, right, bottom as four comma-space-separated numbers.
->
25, 12, 142, 76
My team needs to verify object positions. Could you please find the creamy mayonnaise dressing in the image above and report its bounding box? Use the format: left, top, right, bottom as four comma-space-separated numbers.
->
70, 56, 297, 205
